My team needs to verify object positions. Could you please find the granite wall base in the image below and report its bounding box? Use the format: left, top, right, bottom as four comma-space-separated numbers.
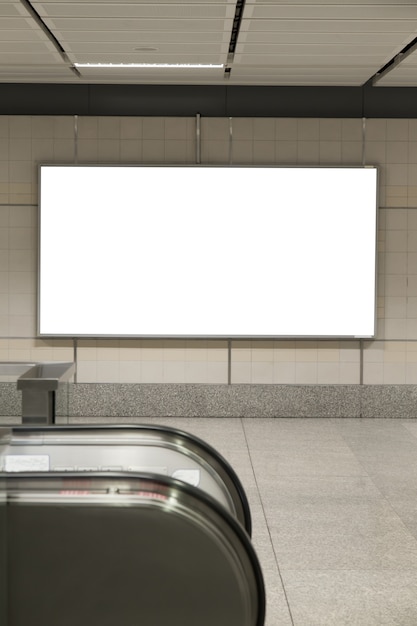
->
2, 384, 417, 420
69, 384, 417, 419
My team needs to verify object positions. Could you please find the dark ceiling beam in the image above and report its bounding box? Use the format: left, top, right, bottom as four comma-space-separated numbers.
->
1, 83, 417, 118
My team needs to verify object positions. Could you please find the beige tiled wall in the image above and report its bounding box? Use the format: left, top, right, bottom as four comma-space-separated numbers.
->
0, 114, 416, 384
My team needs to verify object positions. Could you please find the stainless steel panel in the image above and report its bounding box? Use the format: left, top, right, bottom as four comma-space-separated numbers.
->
0, 424, 251, 533
0, 473, 265, 626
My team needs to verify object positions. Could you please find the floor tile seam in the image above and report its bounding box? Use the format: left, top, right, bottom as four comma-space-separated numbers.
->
240, 417, 296, 626
335, 424, 417, 545
280, 567, 417, 573
381, 498, 417, 546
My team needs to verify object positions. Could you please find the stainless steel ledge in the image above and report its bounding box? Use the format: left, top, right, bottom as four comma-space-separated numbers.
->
17, 362, 76, 392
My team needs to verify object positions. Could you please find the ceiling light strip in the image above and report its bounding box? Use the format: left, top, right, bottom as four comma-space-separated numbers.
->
74, 63, 223, 69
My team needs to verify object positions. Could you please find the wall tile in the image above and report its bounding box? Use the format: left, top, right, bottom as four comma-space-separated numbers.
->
202, 117, 229, 141
253, 118, 275, 140
0, 113, 416, 388
297, 118, 319, 141
163, 361, 186, 383
119, 361, 141, 383
366, 118, 387, 141
120, 140, 142, 162
383, 362, 406, 383
231, 117, 253, 140
385, 275, 407, 296
0, 138, 9, 161
297, 141, 319, 164
363, 362, 384, 384
341, 141, 362, 164
385, 229, 407, 252
120, 117, 143, 140
273, 362, 296, 384
364, 141, 386, 164
9, 315, 34, 336
340, 362, 360, 384
98, 117, 120, 139
275, 118, 297, 140
276, 140, 297, 163
206, 361, 228, 383
319, 118, 342, 140
342, 118, 363, 141
319, 141, 342, 163
252, 361, 274, 384
0, 117, 8, 138
140, 361, 165, 383
9, 117, 31, 138
295, 362, 318, 384
165, 140, 191, 163
53, 140, 75, 161
385, 252, 407, 274
97, 361, 120, 383
384, 207, 407, 230
406, 363, 417, 383
98, 139, 120, 162
386, 141, 408, 164
318, 362, 340, 383
142, 140, 165, 162
384, 318, 407, 339
231, 139, 253, 163
78, 117, 98, 139
253, 140, 275, 162
77, 139, 98, 161
54, 116, 74, 139
386, 119, 409, 141
406, 319, 417, 340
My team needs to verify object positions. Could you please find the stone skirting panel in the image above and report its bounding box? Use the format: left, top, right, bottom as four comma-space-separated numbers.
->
68, 383, 417, 419
2, 383, 417, 419
0, 383, 21, 417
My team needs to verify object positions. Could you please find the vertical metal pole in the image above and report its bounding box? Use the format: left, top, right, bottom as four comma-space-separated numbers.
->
228, 117, 233, 384
360, 117, 366, 392
73, 338, 78, 384
361, 116, 366, 166
196, 113, 201, 164
74, 114, 79, 164
227, 340, 232, 385
229, 117, 233, 164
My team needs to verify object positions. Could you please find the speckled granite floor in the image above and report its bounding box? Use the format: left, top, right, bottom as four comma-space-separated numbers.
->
2, 416, 417, 625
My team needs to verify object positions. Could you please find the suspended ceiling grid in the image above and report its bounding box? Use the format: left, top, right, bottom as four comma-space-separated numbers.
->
1, 1, 417, 86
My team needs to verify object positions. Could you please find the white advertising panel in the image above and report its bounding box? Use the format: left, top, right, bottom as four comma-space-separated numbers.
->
39, 165, 378, 337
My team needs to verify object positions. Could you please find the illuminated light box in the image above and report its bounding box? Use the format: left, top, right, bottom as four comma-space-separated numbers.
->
38, 165, 378, 338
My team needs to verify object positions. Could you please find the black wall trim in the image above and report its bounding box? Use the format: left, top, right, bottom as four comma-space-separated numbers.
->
1, 83, 417, 117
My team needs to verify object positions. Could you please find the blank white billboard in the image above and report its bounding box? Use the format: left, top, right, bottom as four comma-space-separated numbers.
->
39, 165, 378, 338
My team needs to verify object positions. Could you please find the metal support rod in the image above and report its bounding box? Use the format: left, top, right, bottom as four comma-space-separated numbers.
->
227, 340, 232, 385
229, 117, 233, 164
74, 114, 78, 164
196, 113, 201, 164
362, 117, 366, 166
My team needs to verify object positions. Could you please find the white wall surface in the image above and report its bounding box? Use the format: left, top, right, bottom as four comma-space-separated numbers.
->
0, 115, 416, 384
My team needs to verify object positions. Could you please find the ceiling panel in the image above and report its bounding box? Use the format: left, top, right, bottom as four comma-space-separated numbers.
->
239, 19, 417, 33
58, 31, 230, 44
0, 1, 416, 86
33, 3, 236, 19
235, 2, 417, 86
376, 51, 417, 86
44, 18, 233, 31
244, 4, 417, 20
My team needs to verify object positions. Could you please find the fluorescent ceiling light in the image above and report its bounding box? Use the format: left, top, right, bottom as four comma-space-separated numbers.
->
74, 62, 224, 69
